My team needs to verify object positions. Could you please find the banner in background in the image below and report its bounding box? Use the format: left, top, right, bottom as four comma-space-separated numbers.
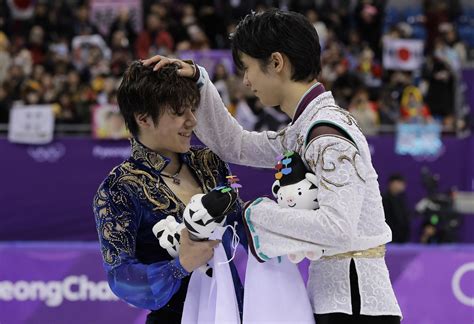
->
8, 105, 55, 144
90, 0, 142, 35
92, 104, 129, 139
383, 38, 424, 71
0, 243, 146, 324
395, 122, 443, 158
1, 243, 473, 324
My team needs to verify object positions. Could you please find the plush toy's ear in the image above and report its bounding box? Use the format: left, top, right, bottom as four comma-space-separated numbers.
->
271, 180, 281, 198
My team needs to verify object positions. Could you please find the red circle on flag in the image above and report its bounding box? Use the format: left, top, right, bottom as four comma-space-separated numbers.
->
398, 48, 410, 61
14, 0, 31, 9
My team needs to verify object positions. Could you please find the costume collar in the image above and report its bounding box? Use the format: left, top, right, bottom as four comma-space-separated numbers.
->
130, 137, 191, 172
292, 82, 326, 123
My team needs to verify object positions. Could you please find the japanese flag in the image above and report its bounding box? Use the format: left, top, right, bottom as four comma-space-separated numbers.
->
383, 38, 424, 71
7, 0, 35, 20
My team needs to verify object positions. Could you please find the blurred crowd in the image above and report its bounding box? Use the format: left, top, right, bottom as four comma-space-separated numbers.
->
0, 0, 472, 134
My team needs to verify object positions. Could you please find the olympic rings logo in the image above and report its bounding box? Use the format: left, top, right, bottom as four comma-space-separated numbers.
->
27, 143, 66, 163
452, 262, 474, 307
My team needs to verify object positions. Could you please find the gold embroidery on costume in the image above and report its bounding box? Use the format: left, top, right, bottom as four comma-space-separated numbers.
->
189, 149, 222, 192
295, 135, 305, 154
130, 139, 167, 170
315, 141, 366, 188
320, 180, 334, 192
319, 142, 350, 172
95, 139, 230, 266
326, 105, 362, 132
339, 151, 366, 183
322, 175, 348, 187
321, 245, 386, 260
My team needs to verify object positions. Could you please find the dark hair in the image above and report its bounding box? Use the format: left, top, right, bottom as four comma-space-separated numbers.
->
117, 61, 200, 136
230, 8, 321, 82
389, 173, 405, 183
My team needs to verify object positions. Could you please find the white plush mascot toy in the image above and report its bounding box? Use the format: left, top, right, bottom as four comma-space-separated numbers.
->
272, 150, 323, 263
152, 185, 238, 274
152, 215, 184, 258
183, 186, 237, 241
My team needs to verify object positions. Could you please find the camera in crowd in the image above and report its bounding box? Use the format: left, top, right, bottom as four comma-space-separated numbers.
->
416, 167, 462, 243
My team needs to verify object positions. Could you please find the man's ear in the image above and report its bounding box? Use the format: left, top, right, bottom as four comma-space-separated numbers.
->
270, 52, 285, 73
134, 113, 151, 129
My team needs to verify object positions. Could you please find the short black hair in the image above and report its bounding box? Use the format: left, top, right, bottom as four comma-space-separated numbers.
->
230, 8, 321, 82
117, 61, 200, 136
389, 174, 405, 183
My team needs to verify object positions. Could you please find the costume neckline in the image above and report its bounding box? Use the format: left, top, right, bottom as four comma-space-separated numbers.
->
292, 82, 326, 123
129, 137, 190, 172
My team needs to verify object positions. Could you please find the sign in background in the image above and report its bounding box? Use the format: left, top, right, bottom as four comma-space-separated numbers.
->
396, 123, 443, 157
383, 38, 424, 71
8, 105, 55, 145
1, 243, 473, 324
91, 104, 129, 139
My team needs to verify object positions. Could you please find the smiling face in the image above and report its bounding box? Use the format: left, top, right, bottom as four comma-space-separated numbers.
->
272, 178, 319, 210
144, 106, 197, 155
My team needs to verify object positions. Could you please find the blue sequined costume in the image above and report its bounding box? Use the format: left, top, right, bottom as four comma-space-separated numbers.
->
93, 138, 245, 320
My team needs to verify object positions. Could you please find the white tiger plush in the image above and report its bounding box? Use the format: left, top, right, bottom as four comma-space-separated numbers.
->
273, 151, 323, 263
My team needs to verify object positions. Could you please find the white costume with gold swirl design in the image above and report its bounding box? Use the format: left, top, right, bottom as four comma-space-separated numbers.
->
194, 66, 402, 317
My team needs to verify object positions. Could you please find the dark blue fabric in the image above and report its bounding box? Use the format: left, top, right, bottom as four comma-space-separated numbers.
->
93, 138, 245, 313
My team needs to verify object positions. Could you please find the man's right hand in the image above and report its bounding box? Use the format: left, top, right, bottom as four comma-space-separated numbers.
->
141, 55, 196, 77
178, 228, 220, 272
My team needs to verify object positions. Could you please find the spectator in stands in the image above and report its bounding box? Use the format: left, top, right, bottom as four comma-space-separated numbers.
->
0, 31, 11, 84
186, 24, 211, 50
378, 88, 400, 126
109, 29, 134, 77
39, 72, 57, 103
108, 8, 137, 47
332, 59, 364, 108
0, 83, 12, 123
348, 88, 379, 135
383, 174, 411, 243
5, 64, 26, 101
354, 0, 383, 56
424, 0, 460, 53
26, 25, 47, 65
93, 61, 244, 323
21, 79, 42, 105
196, 5, 228, 49
212, 62, 231, 106
439, 23, 467, 67
56, 91, 78, 123
305, 9, 328, 49
355, 46, 382, 89
135, 14, 174, 59
234, 90, 258, 130
399, 85, 432, 123
73, 5, 100, 37
423, 54, 455, 128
